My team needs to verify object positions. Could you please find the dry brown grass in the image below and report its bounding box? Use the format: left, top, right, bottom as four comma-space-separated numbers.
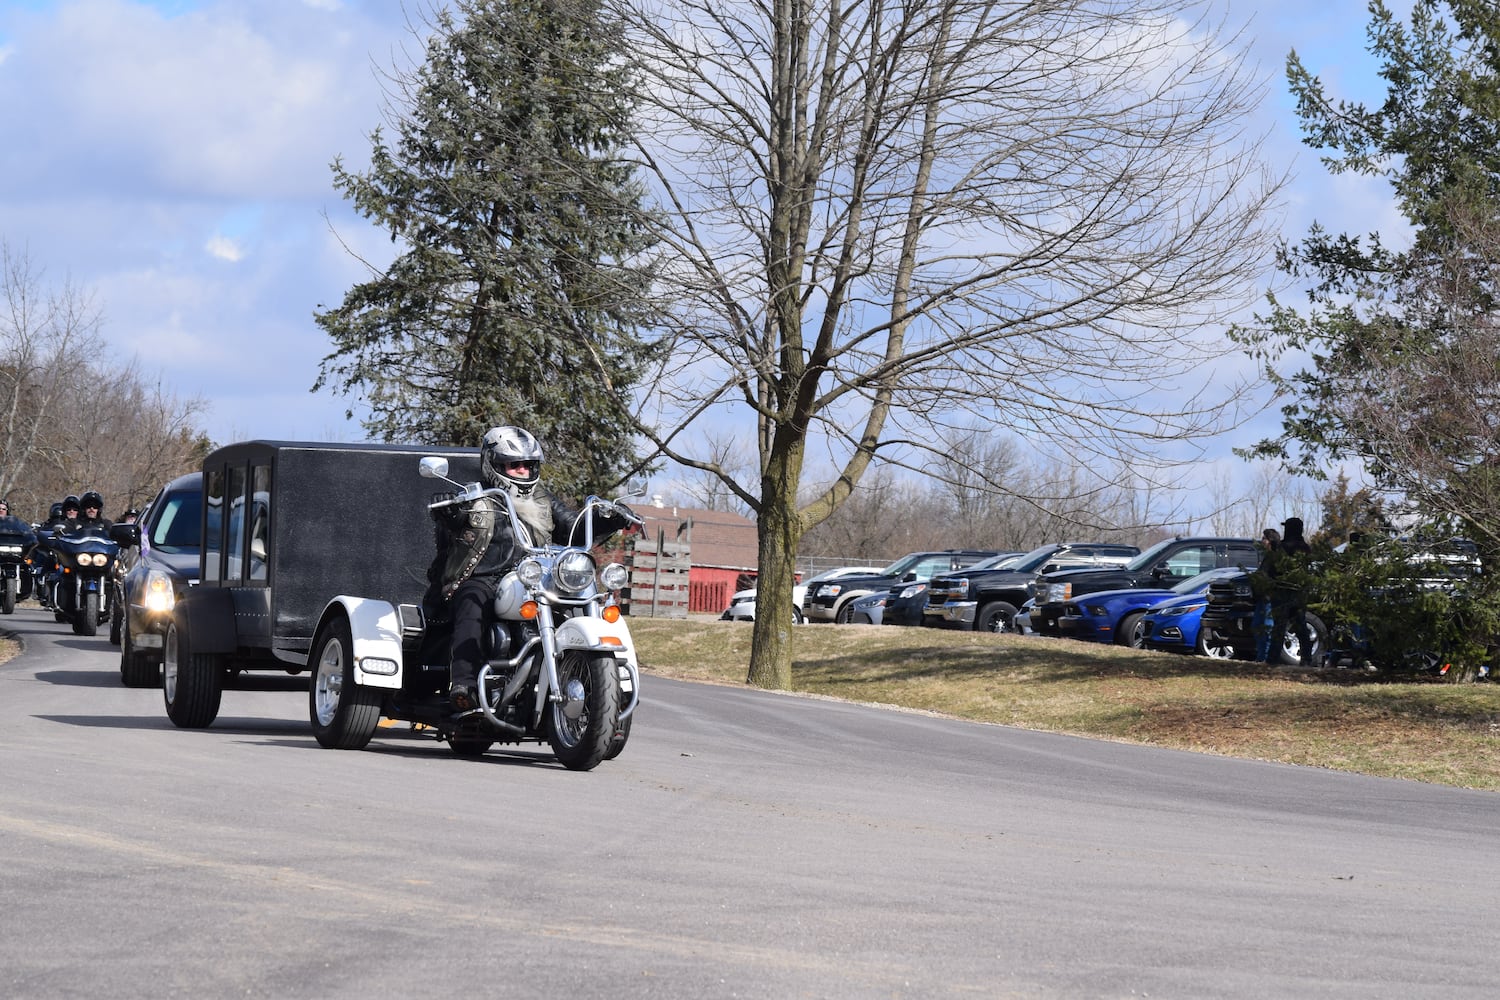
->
630, 617, 1500, 790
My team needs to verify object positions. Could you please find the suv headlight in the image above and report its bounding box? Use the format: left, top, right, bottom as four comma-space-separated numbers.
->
898, 583, 927, 600
817, 584, 842, 598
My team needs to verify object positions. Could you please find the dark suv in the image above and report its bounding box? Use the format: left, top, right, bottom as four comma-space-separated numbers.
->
1028, 536, 1260, 636
925, 542, 1140, 633
803, 550, 1000, 623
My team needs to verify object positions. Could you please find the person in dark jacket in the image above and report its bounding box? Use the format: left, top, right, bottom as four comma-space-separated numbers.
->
1265, 516, 1314, 665
429, 425, 631, 713
74, 490, 112, 533
1252, 527, 1281, 662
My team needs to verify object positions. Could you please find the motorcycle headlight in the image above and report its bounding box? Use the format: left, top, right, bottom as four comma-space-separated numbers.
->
600, 562, 628, 591
517, 558, 545, 589
82, 553, 104, 567
143, 570, 175, 614
556, 550, 597, 593
0, 544, 20, 555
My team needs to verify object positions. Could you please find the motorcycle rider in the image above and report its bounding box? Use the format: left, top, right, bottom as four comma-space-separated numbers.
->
76, 491, 112, 533
428, 425, 633, 714
58, 495, 82, 530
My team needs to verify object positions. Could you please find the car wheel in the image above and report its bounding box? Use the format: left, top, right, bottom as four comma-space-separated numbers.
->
836, 600, 858, 624
1116, 612, 1145, 648
1196, 627, 1235, 659
119, 625, 159, 688
791, 606, 805, 625
163, 621, 223, 729
1273, 612, 1327, 666
975, 601, 1019, 634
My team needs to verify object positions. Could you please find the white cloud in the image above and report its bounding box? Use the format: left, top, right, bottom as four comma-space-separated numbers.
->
204, 234, 243, 262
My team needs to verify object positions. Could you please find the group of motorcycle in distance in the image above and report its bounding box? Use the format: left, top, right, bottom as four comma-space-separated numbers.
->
0, 514, 123, 637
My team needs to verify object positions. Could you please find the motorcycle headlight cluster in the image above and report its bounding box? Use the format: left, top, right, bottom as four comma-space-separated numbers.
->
600, 562, 629, 592
79, 552, 109, 567
556, 550, 597, 594
0, 544, 21, 556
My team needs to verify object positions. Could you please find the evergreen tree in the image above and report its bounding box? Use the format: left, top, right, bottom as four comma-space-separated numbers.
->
314, 0, 660, 497
1235, 0, 1500, 674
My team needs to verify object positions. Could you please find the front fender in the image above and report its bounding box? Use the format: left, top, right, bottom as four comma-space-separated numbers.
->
320, 596, 404, 690
555, 614, 636, 667
556, 614, 639, 720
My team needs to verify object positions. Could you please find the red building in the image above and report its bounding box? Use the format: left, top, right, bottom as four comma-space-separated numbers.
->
623, 501, 759, 615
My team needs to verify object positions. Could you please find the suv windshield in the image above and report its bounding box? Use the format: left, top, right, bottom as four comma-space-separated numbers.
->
1123, 538, 1178, 572
879, 553, 928, 577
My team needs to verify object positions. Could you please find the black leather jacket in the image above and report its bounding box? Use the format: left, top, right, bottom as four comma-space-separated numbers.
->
430, 483, 624, 599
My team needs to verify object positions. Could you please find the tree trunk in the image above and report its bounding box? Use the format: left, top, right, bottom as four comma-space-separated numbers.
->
746, 444, 804, 689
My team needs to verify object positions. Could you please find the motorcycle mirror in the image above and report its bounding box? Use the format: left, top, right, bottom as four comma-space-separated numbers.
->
419, 457, 451, 480
625, 477, 648, 499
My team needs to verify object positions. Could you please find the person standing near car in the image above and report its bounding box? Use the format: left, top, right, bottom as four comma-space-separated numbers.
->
427, 425, 632, 714
1265, 516, 1314, 665
1251, 527, 1281, 662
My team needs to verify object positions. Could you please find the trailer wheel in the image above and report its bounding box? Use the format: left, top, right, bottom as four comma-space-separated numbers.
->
309, 615, 381, 750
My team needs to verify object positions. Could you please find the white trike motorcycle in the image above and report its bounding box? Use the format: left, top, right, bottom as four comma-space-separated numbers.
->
308, 456, 644, 770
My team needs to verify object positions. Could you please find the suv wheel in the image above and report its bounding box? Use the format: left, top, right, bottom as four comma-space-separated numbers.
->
976, 601, 1019, 634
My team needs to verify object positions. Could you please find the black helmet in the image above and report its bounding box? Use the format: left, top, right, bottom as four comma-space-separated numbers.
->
124, 508, 140, 520
480, 425, 544, 493
49, 502, 63, 520
62, 495, 81, 513
81, 490, 104, 513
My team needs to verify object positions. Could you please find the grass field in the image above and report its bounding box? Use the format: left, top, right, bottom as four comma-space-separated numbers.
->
629, 617, 1500, 791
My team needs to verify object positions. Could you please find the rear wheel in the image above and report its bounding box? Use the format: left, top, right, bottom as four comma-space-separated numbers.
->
163, 621, 222, 728
309, 616, 381, 750
976, 601, 1019, 634
546, 651, 621, 771
108, 590, 123, 645
447, 738, 494, 757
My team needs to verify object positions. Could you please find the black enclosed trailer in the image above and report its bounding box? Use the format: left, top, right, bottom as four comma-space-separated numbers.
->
165, 440, 479, 727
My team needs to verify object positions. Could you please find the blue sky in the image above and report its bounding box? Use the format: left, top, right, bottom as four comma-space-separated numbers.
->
0, 0, 1408, 478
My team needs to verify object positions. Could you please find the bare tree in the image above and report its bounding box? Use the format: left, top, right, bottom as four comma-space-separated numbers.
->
0, 242, 104, 511
0, 241, 209, 520
614, 0, 1283, 686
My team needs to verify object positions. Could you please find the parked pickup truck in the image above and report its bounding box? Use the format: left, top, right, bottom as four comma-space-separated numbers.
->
1028, 536, 1260, 637
925, 542, 1140, 633
802, 550, 1000, 623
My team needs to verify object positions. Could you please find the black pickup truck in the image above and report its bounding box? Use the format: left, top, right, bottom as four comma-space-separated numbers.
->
1028, 536, 1260, 636
924, 542, 1140, 633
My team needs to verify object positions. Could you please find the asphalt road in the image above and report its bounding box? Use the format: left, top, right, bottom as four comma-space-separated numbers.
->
3, 603, 1499, 999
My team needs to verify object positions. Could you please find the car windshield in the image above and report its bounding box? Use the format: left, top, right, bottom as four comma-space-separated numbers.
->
148, 490, 205, 553
968, 552, 1022, 571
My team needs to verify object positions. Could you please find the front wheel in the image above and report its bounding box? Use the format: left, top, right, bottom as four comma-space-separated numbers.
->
108, 589, 123, 645
1196, 626, 1236, 659
163, 621, 223, 728
1116, 612, 1145, 648
73, 590, 100, 636
120, 625, 159, 687
546, 651, 621, 771
309, 616, 382, 750
1, 576, 15, 615
975, 601, 1019, 634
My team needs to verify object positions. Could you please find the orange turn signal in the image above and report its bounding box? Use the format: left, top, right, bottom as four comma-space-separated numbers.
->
520, 600, 539, 620
602, 605, 621, 623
